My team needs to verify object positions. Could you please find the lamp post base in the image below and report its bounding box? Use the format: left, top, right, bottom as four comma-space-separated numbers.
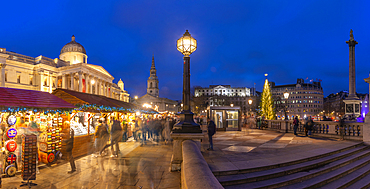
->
172, 111, 202, 133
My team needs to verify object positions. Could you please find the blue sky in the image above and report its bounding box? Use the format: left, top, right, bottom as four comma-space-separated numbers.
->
1, 1, 369, 100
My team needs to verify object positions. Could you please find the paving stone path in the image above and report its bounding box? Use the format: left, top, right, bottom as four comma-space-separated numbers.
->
2, 140, 180, 189
201, 129, 361, 173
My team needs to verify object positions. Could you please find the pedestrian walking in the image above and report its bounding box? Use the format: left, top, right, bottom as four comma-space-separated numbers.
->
61, 121, 76, 173
99, 119, 110, 155
293, 117, 299, 135
207, 118, 216, 151
137, 118, 146, 146
304, 117, 314, 136
110, 118, 122, 157
121, 119, 128, 142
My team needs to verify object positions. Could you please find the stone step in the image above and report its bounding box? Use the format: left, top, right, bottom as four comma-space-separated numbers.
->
282, 150, 370, 189
218, 145, 369, 186
345, 169, 370, 189
316, 162, 370, 189
224, 148, 370, 189
214, 142, 364, 176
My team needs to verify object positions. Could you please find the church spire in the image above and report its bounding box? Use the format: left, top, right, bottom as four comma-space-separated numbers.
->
151, 55, 155, 68
147, 55, 159, 97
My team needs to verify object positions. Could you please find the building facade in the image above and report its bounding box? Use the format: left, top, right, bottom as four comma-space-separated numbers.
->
193, 85, 258, 116
135, 56, 178, 113
0, 35, 129, 102
324, 91, 368, 120
271, 78, 324, 119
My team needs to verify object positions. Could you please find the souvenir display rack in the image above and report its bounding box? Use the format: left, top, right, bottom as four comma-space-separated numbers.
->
38, 115, 63, 165
2, 114, 18, 177
21, 134, 37, 181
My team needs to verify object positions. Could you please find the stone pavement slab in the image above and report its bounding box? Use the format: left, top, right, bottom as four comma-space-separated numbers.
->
202, 129, 361, 173
1, 141, 180, 189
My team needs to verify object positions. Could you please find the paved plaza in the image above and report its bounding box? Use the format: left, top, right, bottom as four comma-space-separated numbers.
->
202, 129, 361, 173
1, 129, 362, 189
2, 140, 180, 189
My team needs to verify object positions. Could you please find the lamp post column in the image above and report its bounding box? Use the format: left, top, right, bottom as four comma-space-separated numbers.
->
183, 56, 190, 112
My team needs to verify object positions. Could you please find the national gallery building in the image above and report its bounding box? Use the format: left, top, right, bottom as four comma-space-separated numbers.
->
0, 35, 129, 102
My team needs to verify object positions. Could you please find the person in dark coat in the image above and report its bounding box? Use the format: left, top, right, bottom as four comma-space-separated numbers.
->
110, 118, 122, 157
61, 121, 76, 173
293, 117, 299, 135
207, 118, 216, 151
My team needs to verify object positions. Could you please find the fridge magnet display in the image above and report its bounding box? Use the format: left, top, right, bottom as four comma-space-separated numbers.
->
6, 153, 17, 165
5, 165, 16, 176
5, 140, 17, 152
7, 115, 17, 126
6, 128, 17, 138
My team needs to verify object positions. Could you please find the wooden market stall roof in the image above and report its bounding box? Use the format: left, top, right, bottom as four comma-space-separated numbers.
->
52, 89, 154, 112
0, 87, 75, 109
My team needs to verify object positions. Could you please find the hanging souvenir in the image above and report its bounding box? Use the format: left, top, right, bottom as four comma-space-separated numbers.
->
5, 140, 17, 152
5, 165, 16, 176
6, 127, 17, 138
6, 153, 17, 165
39, 142, 47, 152
7, 114, 17, 126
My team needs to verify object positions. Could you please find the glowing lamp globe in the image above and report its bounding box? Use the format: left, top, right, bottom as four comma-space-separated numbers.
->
177, 30, 197, 56
283, 88, 290, 99
248, 99, 253, 105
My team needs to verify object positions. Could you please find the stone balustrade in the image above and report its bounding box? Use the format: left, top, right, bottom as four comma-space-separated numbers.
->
182, 140, 224, 189
265, 120, 363, 140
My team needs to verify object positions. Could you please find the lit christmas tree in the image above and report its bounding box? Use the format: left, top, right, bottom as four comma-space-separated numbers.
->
260, 74, 275, 120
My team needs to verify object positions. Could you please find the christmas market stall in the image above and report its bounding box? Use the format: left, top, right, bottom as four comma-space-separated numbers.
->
0, 87, 75, 179
52, 89, 157, 158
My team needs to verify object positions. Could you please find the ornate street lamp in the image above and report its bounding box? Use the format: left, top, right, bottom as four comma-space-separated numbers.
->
248, 99, 253, 116
172, 30, 201, 133
248, 99, 253, 105
283, 88, 290, 133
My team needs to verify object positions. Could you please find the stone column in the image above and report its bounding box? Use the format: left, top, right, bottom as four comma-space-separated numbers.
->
97, 79, 100, 95
105, 82, 107, 96
0, 62, 6, 87
62, 74, 66, 89
78, 71, 83, 92
84, 73, 89, 93
70, 73, 74, 91
346, 29, 358, 99
54, 74, 58, 90
110, 84, 113, 98
40, 72, 44, 91
49, 74, 52, 93
94, 77, 98, 95
103, 82, 106, 96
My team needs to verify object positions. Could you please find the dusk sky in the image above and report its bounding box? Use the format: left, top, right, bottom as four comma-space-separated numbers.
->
1, 1, 369, 100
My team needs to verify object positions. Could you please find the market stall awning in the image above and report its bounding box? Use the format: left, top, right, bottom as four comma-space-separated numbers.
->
0, 87, 75, 109
53, 89, 157, 113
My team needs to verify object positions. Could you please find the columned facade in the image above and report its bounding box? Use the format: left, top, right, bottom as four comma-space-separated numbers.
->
0, 36, 130, 102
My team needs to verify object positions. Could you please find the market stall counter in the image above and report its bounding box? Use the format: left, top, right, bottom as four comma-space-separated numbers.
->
0, 87, 75, 182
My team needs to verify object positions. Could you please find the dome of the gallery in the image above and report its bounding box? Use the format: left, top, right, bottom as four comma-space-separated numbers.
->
60, 35, 86, 55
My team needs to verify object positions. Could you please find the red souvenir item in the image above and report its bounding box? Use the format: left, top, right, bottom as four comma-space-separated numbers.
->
6, 140, 17, 152
47, 153, 55, 163
7, 153, 17, 164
